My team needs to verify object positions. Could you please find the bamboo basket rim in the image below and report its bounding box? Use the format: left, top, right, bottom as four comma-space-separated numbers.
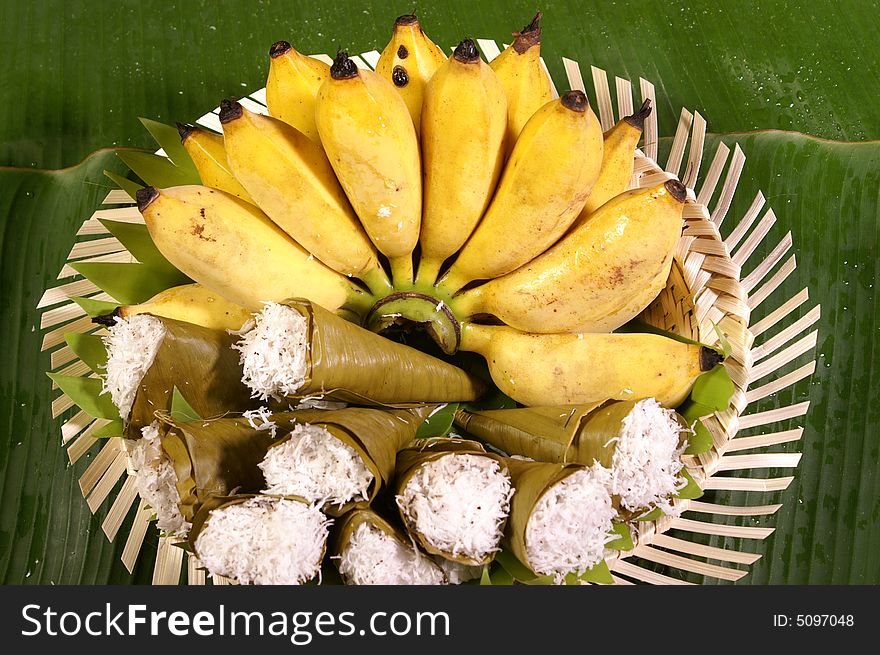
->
36, 42, 819, 585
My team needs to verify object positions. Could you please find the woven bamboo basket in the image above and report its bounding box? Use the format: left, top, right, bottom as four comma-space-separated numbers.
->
37, 43, 820, 585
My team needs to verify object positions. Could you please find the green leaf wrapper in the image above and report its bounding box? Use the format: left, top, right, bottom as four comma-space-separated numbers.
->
153, 415, 278, 522
502, 458, 591, 576
46, 374, 120, 420
278, 300, 486, 406
265, 406, 432, 516
394, 438, 510, 566
138, 118, 199, 179
64, 332, 108, 374
125, 316, 257, 438
330, 508, 444, 583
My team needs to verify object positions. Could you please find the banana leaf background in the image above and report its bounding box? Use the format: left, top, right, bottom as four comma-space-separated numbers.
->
0, 0, 877, 584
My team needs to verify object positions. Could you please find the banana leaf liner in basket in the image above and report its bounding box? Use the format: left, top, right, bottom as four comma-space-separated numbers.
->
39, 44, 818, 585
236, 298, 485, 406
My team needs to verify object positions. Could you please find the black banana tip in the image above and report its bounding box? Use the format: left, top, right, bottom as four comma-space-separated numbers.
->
135, 186, 159, 213
700, 346, 725, 372
453, 38, 480, 63
394, 13, 419, 26
92, 307, 122, 327
176, 122, 194, 141
624, 98, 653, 130
269, 40, 291, 58
513, 11, 543, 53
330, 51, 358, 79
665, 179, 687, 203
561, 90, 588, 112
219, 98, 243, 124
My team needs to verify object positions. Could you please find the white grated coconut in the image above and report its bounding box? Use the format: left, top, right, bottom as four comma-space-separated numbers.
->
259, 424, 374, 509
525, 464, 616, 581
609, 398, 688, 515
433, 557, 484, 585
130, 422, 189, 537
233, 302, 309, 401
243, 406, 278, 439
101, 315, 166, 420
195, 496, 330, 585
397, 454, 512, 562
338, 522, 446, 585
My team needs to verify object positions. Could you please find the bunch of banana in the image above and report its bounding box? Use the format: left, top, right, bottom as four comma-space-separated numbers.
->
128, 11, 722, 412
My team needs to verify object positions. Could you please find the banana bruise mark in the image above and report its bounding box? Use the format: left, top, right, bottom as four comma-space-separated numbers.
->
392, 65, 409, 87
397, 45, 409, 59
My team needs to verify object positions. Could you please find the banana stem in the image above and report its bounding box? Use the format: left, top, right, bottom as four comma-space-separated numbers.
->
389, 255, 415, 288
447, 286, 484, 320
434, 266, 471, 296
414, 256, 444, 288
343, 285, 378, 321
360, 266, 394, 296
458, 322, 493, 355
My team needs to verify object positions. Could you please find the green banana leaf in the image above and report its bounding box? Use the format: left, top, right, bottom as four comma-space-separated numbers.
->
1, 0, 877, 586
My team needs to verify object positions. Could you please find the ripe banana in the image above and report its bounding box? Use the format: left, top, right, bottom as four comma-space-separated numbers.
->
416, 38, 508, 287
458, 322, 722, 408
177, 123, 253, 203
375, 13, 447, 134
315, 51, 422, 286
218, 99, 391, 295
451, 180, 686, 334
98, 283, 252, 331
265, 40, 329, 142
490, 12, 554, 154
581, 99, 652, 216
437, 90, 603, 293
136, 185, 373, 319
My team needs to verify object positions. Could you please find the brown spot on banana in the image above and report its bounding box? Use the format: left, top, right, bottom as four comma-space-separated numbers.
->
392, 65, 409, 87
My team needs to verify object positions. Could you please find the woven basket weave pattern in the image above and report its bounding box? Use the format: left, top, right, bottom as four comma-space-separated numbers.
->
36, 43, 819, 585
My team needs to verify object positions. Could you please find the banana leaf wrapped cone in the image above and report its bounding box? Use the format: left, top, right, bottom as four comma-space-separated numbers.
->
331, 508, 447, 585
100, 314, 256, 437
503, 458, 616, 581
456, 398, 689, 517
259, 406, 433, 515
394, 438, 513, 566
233, 299, 485, 405
128, 411, 288, 538
189, 494, 330, 585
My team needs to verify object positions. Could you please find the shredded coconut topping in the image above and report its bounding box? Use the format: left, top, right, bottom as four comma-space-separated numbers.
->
610, 398, 688, 515
101, 315, 166, 420
233, 303, 309, 401
130, 422, 189, 537
195, 496, 330, 585
433, 557, 483, 585
338, 522, 446, 585
243, 406, 277, 439
260, 424, 374, 509
397, 454, 512, 562
525, 464, 616, 581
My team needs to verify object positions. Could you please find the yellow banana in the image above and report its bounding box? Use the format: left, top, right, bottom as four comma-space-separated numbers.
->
177, 123, 253, 203
136, 185, 373, 319
218, 99, 391, 295
490, 12, 554, 154
416, 38, 508, 287
99, 283, 252, 331
315, 51, 422, 286
451, 180, 686, 333
581, 99, 652, 216
459, 323, 721, 408
437, 90, 603, 293
265, 40, 329, 141
375, 13, 447, 134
